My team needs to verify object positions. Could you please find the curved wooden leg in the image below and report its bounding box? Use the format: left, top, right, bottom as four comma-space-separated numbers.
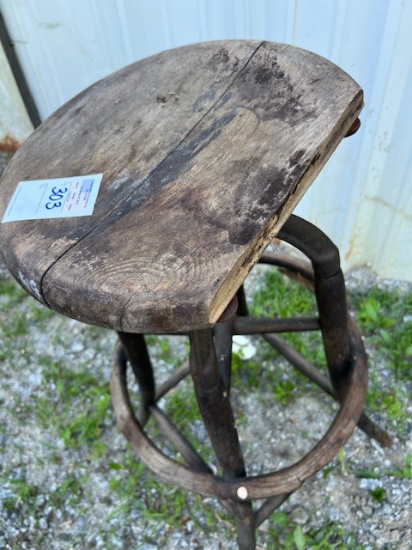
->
213, 320, 234, 395
117, 332, 155, 425
274, 214, 392, 447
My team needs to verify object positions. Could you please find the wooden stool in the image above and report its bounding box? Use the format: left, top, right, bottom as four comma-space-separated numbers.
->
0, 41, 390, 549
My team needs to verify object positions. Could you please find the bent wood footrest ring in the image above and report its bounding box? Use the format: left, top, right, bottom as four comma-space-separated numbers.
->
110, 321, 367, 503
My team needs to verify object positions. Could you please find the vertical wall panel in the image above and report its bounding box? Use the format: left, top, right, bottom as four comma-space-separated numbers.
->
0, 0, 411, 280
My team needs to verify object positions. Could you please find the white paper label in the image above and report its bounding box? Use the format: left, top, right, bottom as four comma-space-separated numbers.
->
2, 174, 103, 223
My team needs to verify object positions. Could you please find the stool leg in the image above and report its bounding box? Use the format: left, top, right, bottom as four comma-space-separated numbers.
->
314, 269, 353, 399
277, 215, 363, 401
117, 332, 155, 425
189, 329, 256, 550
213, 320, 234, 394
237, 285, 249, 316
259, 249, 392, 447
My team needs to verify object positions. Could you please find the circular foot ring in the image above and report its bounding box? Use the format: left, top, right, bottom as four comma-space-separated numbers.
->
110, 323, 367, 503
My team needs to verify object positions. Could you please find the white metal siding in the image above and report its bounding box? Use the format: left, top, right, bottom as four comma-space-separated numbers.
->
0, 0, 411, 280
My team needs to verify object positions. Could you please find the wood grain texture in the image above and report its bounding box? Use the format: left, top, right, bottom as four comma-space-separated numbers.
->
0, 41, 363, 332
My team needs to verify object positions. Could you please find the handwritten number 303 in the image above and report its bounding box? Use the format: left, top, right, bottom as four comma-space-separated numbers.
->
45, 186, 68, 210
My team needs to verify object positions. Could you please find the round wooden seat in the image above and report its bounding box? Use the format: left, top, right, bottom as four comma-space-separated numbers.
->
0, 40, 362, 333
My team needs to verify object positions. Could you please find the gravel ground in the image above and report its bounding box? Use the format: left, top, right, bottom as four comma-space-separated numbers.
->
0, 152, 411, 549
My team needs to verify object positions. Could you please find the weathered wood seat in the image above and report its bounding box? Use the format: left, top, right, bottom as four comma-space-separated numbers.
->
0, 41, 390, 550
0, 40, 363, 333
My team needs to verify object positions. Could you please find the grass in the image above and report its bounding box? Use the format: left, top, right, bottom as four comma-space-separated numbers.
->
264, 510, 363, 550
383, 453, 412, 480
0, 264, 411, 548
251, 268, 326, 370
346, 287, 412, 430
22, 354, 112, 461
250, 267, 412, 427
106, 450, 229, 544
350, 287, 412, 380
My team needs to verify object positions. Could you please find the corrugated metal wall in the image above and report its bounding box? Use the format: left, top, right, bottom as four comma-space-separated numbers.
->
0, 0, 411, 280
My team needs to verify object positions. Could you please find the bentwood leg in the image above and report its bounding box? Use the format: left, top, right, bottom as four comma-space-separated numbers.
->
117, 332, 155, 426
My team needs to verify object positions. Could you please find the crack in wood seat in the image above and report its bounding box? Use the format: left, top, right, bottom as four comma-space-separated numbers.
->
0, 40, 363, 333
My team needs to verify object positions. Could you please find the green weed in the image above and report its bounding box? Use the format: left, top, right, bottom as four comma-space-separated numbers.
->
0, 278, 27, 309
251, 269, 316, 318
231, 350, 262, 390
251, 267, 326, 370
251, 269, 411, 426
351, 287, 412, 380
2, 477, 39, 513
107, 451, 222, 535
33, 357, 111, 453
273, 379, 296, 405
50, 472, 87, 508
365, 367, 408, 425
264, 510, 361, 549
27, 300, 55, 325
369, 486, 386, 502
1, 472, 86, 525
349, 468, 380, 480
383, 453, 412, 480
146, 335, 188, 369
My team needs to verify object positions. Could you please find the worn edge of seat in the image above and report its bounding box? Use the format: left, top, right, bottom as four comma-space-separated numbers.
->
207, 90, 364, 327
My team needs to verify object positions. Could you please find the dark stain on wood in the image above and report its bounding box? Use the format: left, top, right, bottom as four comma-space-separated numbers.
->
236, 47, 318, 123
209, 47, 231, 69
289, 149, 306, 167
228, 166, 289, 246
193, 89, 217, 113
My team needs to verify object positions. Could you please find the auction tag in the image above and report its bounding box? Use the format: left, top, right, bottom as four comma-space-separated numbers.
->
2, 174, 103, 223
